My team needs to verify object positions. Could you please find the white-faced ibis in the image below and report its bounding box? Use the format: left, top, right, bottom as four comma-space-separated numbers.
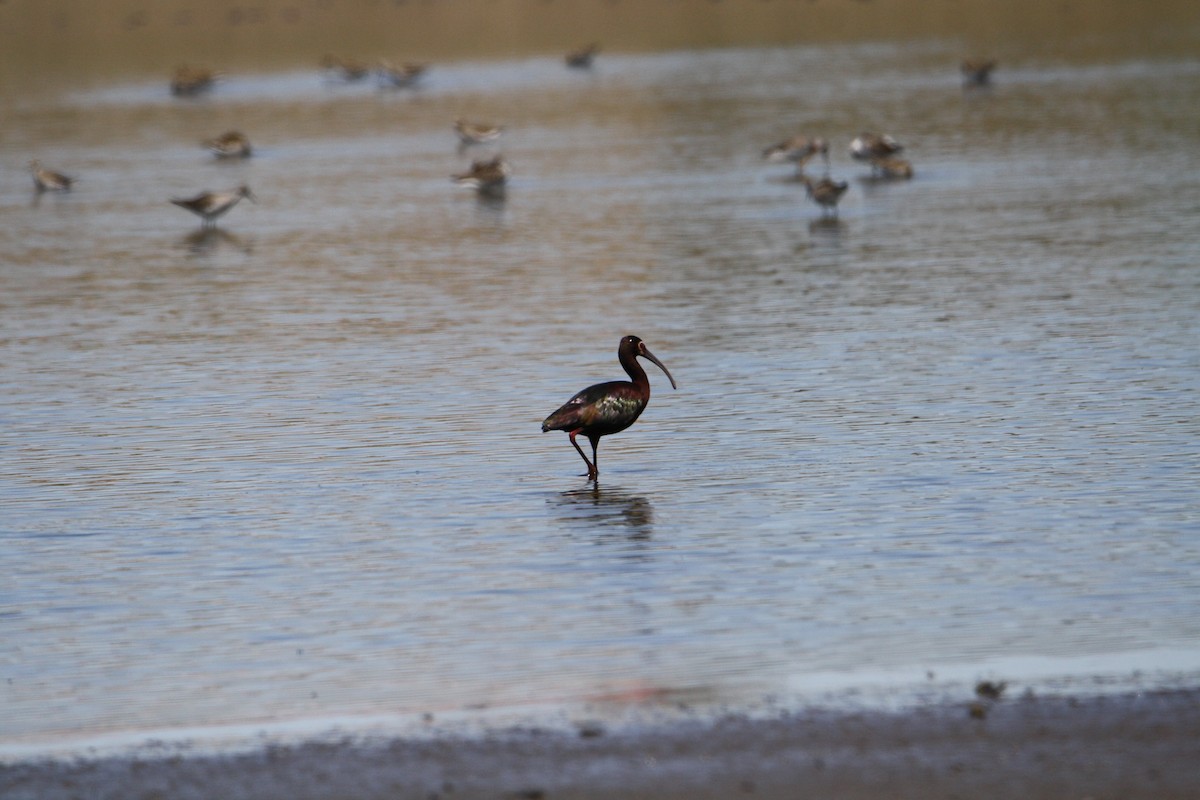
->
29, 160, 75, 192
170, 185, 255, 228
542, 335, 677, 481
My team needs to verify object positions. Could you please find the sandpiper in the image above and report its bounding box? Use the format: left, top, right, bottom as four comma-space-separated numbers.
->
171, 64, 216, 97
961, 58, 997, 87
376, 61, 426, 89
804, 176, 849, 217
566, 43, 599, 69
869, 156, 914, 179
850, 132, 904, 163
320, 54, 370, 82
29, 160, 75, 192
170, 185, 255, 228
453, 155, 510, 196
454, 118, 504, 146
204, 130, 253, 159
762, 135, 830, 170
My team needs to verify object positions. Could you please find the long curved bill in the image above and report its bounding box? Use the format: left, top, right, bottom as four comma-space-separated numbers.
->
642, 347, 677, 390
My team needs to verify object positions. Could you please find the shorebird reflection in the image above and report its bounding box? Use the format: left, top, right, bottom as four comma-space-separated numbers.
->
180, 227, 250, 257
552, 485, 654, 541
808, 215, 846, 242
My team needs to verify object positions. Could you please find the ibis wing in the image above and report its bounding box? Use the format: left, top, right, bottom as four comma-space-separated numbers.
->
541, 380, 627, 432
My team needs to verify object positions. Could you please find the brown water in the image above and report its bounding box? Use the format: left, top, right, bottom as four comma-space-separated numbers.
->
2, 0, 1200, 758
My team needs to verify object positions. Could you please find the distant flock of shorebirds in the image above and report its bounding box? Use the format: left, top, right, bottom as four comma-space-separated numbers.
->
27, 48, 995, 228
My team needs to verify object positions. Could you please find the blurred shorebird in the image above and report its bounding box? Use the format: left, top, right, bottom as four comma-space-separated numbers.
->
320, 54, 370, 82
170, 185, 255, 228
804, 176, 849, 217
851, 132, 906, 176
566, 43, 599, 69
29, 160, 75, 192
851, 132, 904, 164
869, 156, 913, 179
171, 64, 216, 97
376, 61, 426, 89
454, 118, 504, 146
961, 58, 997, 87
204, 130, 253, 159
453, 155, 510, 197
762, 135, 830, 171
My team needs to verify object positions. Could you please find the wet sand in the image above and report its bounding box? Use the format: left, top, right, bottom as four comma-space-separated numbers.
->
4, 687, 1199, 799
3, 0, 1199, 92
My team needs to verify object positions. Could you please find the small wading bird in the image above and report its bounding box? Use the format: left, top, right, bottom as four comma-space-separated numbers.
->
542, 335, 677, 481
804, 175, 849, 216
452, 155, 510, 197
170, 185, 255, 228
869, 156, 914, 180
376, 61, 426, 89
851, 131, 903, 162
320, 54, 370, 82
566, 43, 599, 69
171, 64, 216, 97
204, 130, 252, 159
29, 160, 75, 192
961, 58, 997, 87
762, 135, 830, 172
851, 132, 907, 177
454, 118, 504, 146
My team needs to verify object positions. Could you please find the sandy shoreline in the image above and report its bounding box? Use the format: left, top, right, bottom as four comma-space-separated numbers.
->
3, 686, 1199, 800
3, 0, 1199, 92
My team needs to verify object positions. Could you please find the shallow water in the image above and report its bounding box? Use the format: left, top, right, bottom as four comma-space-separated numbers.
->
3, 27, 1200, 752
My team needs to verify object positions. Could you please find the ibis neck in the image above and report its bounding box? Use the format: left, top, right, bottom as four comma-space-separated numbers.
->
620, 352, 650, 392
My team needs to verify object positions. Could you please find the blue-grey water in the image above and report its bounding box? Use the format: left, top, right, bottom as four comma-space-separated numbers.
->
3, 40, 1200, 754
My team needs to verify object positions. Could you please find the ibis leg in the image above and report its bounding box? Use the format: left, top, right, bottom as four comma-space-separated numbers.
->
569, 430, 598, 480
588, 435, 601, 481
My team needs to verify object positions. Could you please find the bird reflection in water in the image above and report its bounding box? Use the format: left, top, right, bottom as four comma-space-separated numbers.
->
807, 214, 845, 240
180, 227, 251, 257
473, 190, 508, 214
552, 484, 654, 541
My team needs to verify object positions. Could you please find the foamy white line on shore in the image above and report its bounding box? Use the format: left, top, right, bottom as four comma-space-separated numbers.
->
785, 645, 1200, 702
4, 645, 1198, 765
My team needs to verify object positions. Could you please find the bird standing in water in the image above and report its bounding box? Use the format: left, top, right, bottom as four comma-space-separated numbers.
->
542, 335, 677, 481
850, 131, 904, 163
204, 130, 253, 159
454, 119, 504, 146
452, 155, 510, 197
961, 58, 997, 87
804, 175, 849, 216
762, 135, 830, 173
565, 43, 599, 69
170, 185, 255, 228
29, 160, 75, 192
